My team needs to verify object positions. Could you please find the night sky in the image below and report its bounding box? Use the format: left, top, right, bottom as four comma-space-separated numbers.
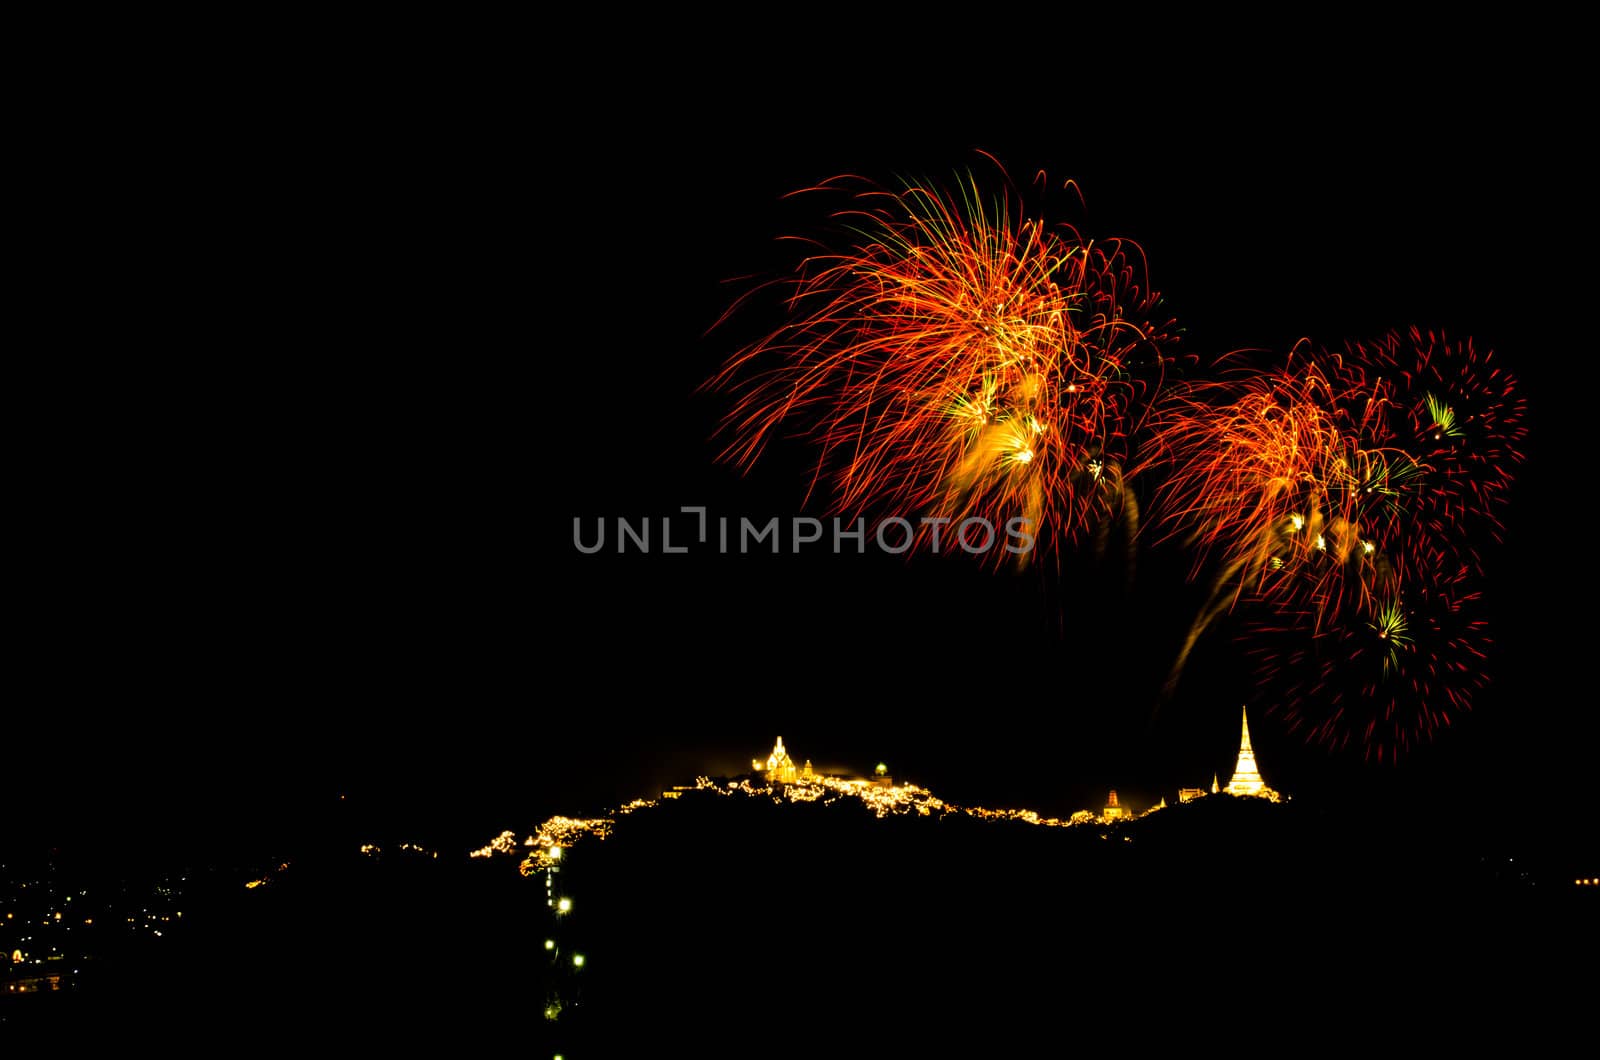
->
14, 49, 1592, 867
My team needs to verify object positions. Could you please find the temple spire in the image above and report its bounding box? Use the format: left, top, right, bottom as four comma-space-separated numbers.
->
1225, 706, 1279, 800
760, 736, 798, 783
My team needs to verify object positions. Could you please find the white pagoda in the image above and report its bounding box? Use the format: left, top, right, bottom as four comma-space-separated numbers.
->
1224, 707, 1281, 801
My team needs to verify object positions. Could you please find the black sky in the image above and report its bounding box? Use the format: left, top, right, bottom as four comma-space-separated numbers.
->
14, 45, 1592, 861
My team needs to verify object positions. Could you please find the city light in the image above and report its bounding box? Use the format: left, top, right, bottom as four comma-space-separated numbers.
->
469, 831, 519, 859
512, 815, 623, 875
572, 953, 585, 968
557, 898, 572, 914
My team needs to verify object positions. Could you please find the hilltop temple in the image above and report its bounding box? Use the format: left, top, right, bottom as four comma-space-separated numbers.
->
1223, 706, 1281, 801
1172, 708, 1286, 808
752, 737, 813, 784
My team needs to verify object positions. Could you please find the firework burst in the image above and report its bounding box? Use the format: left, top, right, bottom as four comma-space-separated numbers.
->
1244, 549, 1490, 762
1146, 351, 1413, 611
1149, 332, 1521, 754
1142, 348, 1425, 699
1347, 327, 1527, 572
708, 166, 1175, 564
703, 158, 1527, 761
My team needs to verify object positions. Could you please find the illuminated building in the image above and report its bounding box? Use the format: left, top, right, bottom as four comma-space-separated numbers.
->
1169, 711, 1284, 805
1224, 707, 1281, 801
748, 738, 820, 784
753, 736, 799, 783
1102, 790, 1129, 820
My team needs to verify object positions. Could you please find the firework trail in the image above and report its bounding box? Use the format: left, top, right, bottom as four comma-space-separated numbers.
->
707, 164, 1175, 565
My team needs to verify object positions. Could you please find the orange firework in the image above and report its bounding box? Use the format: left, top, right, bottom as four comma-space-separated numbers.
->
1143, 348, 1425, 697
1149, 334, 1522, 751
708, 165, 1175, 564
1147, 349, 1417, 615
1220, 330, 1522, 757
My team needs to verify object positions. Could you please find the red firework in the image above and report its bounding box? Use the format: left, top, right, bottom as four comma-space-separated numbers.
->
1345, 327, 1527, 574
1243, 547, 1490, 762
707, 167, 1175, 562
